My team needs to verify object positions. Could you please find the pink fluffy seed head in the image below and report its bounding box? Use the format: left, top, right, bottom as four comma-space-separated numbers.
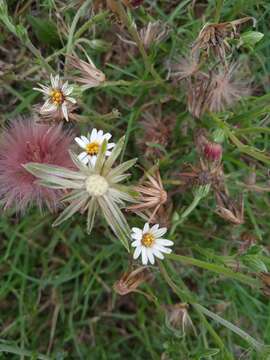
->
0, 119, 74, 213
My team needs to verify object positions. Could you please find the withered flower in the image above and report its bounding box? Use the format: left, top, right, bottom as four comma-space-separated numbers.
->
167, 56, 199, 81
187, 63, 249, 118
192, 17, 254, 63
206, 63, 250, 112
165, 303, 196, 336
113, 267, 153, 296
137, 111, 174, 159
127, 169, 167, 222
67, 54, 106, 90
215, 190, 244, 225
187, 72, 211, 118
117, 21, 169, 50
139, 21, 170, 49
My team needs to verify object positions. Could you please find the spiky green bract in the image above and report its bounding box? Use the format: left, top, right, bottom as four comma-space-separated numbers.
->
24, 136, 137, 251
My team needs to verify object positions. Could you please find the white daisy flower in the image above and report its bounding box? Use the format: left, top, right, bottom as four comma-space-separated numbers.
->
131, 223, 174, 265
34, 74, 76, 121
75, 128, 115, 166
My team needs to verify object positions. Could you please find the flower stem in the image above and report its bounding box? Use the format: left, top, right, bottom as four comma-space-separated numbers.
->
170, 185, 210, 234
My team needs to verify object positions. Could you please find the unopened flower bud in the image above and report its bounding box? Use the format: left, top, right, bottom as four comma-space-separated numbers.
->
130, 0, 144, 7
203, 142, 222, 162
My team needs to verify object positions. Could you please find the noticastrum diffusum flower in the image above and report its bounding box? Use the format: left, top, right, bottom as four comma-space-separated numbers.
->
24, 136, 137, 250
131, 223, 173, 265
34, 74, 76, 122
75, 128, 115, 166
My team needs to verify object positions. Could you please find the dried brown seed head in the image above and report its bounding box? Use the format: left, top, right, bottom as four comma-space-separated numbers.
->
113, 267, 153, 296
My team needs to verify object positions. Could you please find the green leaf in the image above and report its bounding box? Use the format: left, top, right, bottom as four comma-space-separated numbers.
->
241, 255, 268, 273
27, 15, 60, 47
240, 31, 264, 48
198, 348, 220, 359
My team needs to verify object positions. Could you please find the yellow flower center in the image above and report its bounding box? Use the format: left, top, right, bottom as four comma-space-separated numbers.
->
50, 89, 64, 105
141, 233, 155, 247
86, 142, 100, 156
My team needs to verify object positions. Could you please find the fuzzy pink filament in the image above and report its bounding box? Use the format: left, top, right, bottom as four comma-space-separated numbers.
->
0, 119, 74, 212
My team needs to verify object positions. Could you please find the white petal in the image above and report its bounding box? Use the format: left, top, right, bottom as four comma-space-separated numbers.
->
54, 74, 60, 88
78, 152, 88, 161
62, 81, 70, 93
131, 233, 142, 240
131, 240, 141, 247
90, 128, 98, 141
75, 137, 88, 148
66, 96, 76, 104
107, 143, 115, 149
131, 227, 142, 235
62, 103, 69, 121
97, 130, 104, 138
41, 99, 56, 112
150, 224, 160, 232
152, 227, 167, 238
153, 244, 172, 254
33, 85, 50, 95
147, 248, 155, 265
103, 133, 112, 141
105, 151, 112, 156
90, 155, 97, 166
143, 223, 150, 233
156, 239, 174, 246
133, 246, 142, 260
81, 135, 89, 143
152, 248, 164, 259
141, 247, 148, 265
50, 74, 55, 87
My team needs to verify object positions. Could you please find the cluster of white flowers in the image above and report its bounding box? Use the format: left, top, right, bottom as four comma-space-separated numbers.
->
32, 73, 174, 265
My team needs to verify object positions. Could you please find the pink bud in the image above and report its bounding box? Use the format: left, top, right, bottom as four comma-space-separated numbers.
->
130, 0, 144, 7
203, 142, 222, 162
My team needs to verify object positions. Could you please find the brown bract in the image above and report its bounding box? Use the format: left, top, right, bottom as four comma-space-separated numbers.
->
179, 158, 224, 190
215, 190, 244, 225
